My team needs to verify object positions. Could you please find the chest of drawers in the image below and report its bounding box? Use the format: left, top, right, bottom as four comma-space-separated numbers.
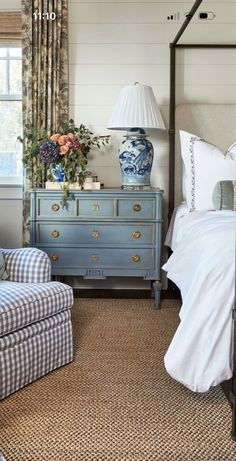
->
30, 188, 163, 308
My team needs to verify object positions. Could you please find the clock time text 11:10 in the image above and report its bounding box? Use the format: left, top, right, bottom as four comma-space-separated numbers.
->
33, 12, 56, 20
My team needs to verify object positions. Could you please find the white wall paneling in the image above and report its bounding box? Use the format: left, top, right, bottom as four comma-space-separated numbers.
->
69, 23, 236, 45
69, 44, 169, 65
70, 63, 236, 86
69, 64, 170, 85
68, 0, 236, 189
70, 83, 236, 106
69, 45, 236, 66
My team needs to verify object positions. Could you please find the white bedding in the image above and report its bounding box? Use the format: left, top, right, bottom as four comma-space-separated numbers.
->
164, 201, 189, 251
163, 210, 236, 393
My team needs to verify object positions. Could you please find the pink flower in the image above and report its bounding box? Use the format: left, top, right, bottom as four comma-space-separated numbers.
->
70, 140, 83, 151
58, 135, 68, 146
50, 133, 61, 142
60, 145, 70, 155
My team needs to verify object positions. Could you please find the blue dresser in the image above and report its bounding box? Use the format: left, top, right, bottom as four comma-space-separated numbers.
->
30, 188, 163, 308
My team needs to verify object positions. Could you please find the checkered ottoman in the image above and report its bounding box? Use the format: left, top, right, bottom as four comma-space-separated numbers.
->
0, 248, 74, 400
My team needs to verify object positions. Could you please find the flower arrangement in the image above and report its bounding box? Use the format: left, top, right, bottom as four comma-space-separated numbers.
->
19, 119, 110, 205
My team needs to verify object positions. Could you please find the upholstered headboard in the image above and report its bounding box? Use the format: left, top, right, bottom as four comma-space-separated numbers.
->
174, 104, 236, 206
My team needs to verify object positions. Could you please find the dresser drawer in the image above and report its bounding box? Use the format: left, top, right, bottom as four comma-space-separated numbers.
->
35, 223, 155, 245
44, 247, 154, 269
78, 199, 115, 218
117, 198, 156, 219
36, 197, 77, 218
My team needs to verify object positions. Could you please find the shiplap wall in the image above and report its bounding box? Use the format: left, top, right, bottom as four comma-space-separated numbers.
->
68, 0, 236, 216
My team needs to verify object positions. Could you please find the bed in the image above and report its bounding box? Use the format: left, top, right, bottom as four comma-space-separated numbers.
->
163, 103, 236, 438
165, 0, 236, 438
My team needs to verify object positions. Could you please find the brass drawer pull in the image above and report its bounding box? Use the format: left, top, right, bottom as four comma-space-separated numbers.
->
91, 254, 99, 261
132, 231, 141, 239
92, 230, 100, 238
52, 203, 60, 212
51, 253, 59, 262
132, 255, 140, 262
133, 204, 141, 212
51, 230, 60, 238
92, 204, 100, 212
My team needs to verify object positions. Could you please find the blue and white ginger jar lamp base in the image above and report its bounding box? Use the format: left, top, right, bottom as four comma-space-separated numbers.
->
119, 128, 153, 188
52, 164, 65, 182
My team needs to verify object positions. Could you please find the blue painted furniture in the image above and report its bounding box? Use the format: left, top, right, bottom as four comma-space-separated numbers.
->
30, 188, 163, 308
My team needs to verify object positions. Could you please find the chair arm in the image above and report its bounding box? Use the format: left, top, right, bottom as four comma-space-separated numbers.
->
2, 248, 51, 283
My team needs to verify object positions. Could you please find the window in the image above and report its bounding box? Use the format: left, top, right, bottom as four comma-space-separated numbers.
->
0, 45, 22, 185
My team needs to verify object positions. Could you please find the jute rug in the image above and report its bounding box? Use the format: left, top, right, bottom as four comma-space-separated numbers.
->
1, 298, 236, 461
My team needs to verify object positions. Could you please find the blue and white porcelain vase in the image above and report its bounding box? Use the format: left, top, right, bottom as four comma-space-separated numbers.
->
119, 128, 153, 188
52, 164, 65, 182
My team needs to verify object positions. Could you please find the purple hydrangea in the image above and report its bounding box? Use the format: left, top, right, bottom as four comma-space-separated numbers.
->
39, 141, 60, 164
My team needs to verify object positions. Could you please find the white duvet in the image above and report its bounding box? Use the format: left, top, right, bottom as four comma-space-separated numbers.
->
163, 210, 236, 393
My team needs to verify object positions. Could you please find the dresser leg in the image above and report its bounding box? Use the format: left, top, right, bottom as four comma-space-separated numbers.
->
152, 281, 162, 309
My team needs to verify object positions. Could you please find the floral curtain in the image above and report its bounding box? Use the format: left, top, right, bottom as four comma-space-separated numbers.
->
22, 0, 69, 245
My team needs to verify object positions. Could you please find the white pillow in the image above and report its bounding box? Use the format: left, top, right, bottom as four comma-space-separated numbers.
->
180, 130, 236, 210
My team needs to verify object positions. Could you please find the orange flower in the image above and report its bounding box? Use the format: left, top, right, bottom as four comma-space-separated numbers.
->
60, 145, 70, 155
67, 132, 75, 141
50, 133, 61, 142
58, 135, 68, 146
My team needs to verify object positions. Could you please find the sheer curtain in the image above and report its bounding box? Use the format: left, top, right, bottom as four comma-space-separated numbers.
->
22, 0, 69, 244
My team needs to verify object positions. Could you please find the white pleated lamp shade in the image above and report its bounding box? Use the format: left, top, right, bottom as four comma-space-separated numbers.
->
107, 83, 165, 131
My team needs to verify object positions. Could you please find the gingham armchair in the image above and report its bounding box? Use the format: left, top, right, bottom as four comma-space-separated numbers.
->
0, 248, 74, 400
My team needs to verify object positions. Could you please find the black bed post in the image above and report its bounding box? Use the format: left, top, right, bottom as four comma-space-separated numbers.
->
231, 307, 236, 440
168, 0, 203, 221
231, 242, 236, 440
168, 45, 176, 222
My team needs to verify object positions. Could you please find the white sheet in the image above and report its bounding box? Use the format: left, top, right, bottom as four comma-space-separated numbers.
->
163, 210, 236, 393
164, 202, 189, 250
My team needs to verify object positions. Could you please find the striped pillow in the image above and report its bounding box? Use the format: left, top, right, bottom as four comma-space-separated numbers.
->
212, 180, 236, 211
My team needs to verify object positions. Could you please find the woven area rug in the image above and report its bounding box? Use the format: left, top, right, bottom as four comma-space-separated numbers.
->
1, 298, 236, 460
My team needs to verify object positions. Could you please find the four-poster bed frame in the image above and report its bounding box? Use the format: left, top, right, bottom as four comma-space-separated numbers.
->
168, 0, 236, 440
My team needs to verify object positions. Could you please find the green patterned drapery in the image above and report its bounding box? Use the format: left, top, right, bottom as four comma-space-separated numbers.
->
22, 0, 69, 244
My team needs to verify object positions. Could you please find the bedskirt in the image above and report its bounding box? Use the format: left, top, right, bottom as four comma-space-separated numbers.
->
0, 311, 73, 400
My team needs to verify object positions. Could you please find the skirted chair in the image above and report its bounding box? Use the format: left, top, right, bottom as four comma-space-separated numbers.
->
0, 247, 74, 400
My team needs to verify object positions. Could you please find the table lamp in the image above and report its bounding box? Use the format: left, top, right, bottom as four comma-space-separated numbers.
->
107, 82, 165, 189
